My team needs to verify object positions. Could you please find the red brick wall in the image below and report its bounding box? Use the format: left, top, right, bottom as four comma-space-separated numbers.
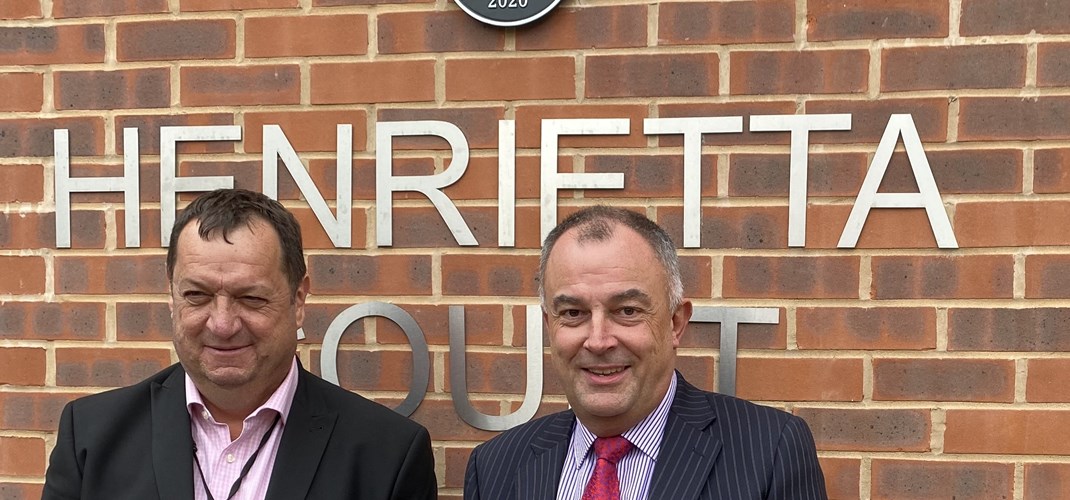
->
2, 1, 1069, 498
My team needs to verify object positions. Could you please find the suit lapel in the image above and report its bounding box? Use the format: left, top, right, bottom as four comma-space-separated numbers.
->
517, 411, 574, 500
648, 376, 722, 500
265, 367, 337, 500
151, 366, 195, 500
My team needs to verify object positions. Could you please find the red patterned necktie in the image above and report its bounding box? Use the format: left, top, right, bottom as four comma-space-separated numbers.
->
581, 436, 633, 500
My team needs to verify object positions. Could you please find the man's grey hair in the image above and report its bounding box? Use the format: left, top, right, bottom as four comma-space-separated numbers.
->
536, 206, 684, 310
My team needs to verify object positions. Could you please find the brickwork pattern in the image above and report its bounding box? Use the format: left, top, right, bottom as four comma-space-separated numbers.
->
1, 1, 1068, 498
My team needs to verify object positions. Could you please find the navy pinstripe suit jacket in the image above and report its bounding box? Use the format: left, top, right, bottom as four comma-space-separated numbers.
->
464, 374, 827, 500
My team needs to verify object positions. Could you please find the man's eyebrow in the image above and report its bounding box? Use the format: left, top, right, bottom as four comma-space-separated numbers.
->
551, 295, 582, 310
611, 288, 653, 305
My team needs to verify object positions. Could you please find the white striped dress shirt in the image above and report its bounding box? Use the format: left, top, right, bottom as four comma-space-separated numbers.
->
556, 373, 677, 500
186, 357, 298, 500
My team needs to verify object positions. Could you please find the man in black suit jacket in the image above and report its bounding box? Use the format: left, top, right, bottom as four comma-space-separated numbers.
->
464, 206, 826, 499
43, 189, 436, 499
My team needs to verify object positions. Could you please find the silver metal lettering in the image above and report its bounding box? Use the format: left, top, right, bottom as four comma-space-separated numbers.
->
54, 128, 141, 248
689, 306, 779, 397
160, 126, 241, 245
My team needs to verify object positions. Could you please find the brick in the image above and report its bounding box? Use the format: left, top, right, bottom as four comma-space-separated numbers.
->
807, 98, 948, 143
444, 350, 532, 394
444, 447, 473, 488
56, 348, 172, 387
1025, 463, 1070, 499
173, 160, 262, 198
0, 164, 44, 203
657, 101, 797, 147
795, 408, 931, 452
307, 254, 432, 296
681, 308, 787, 350
797, 307, 936, 350
0, 437, 45, 476
311, 349, 430, 393
406, 398, 498, 442
0, 1, 40, 18
447, 57, 575, 101
54, 0, 168, 17
872, 255, 1012, 299
442, 254, 539, 297
723, 256, 859, 299
55, 255, 167, 294
247, 14, 367, 57
115, 113, 235, 155
807, 205, 945, 249
0, 391, 77, 431
0, 483, 43, 499
959, 97, 1070, 141
292, 206, 367, 250
871, 460, 1013, 500
378, 107, 505, 150
585, 154, 717, 199
961, 0, 1070, 36
517, 5, 646, 50
514, 104, 649, 149
873, 358, 1014, 402
731, 50, 868, 95
587, 53, 718, 98
659, 0, 793, 45
658, 206, 786, 249
0, 72, 42, 112
0, 117, 104, 158
955, 201, 1070, 247
1034, 148, 1070, 193
388, 206, 536, 249
1038, 43, 1070, 87
360, 157, 433, 203
0, 347, 45, 386
807, 0, 948, 41
888, 149, 1021, 194
282, 159, 347, 201
55, 68, 170, 110
181, 65, 300, 106
0, 302, 105, 341
821, 458, 860, 500
882, 45, 1025, 91
316, 0, 427, 5
1026, 359, 1070, 403
116, 302, 171, 341
1026, 255, 1070, 298
55, 163, 155, 204
0, 256, 44, 294
728, 152, 869, 197
0, 211, 105, 250
244, 109, 368, 153
301, 303, 366, 345
378, 11, 503, 54
736, 358, 863, 402
182, 0, 299, 10
377, 304, 507, 347
118, 19, 235, 62
949, 308, 1070, 352
945, 410, 1070, 454
442, 156, 541, 201
0, 25, 104, 65
312, 60, 435, 104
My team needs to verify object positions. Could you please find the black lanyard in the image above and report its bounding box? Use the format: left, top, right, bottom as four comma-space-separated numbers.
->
193, 412, 281, 500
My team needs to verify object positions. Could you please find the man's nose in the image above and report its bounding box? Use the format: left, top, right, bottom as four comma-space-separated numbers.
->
583, 313, 617, 353
205, 297, 241, 337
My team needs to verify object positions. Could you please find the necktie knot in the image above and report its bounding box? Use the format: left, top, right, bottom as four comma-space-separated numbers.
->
593, 436, 632, 465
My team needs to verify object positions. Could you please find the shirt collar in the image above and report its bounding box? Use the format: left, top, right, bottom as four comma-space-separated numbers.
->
185, 357, 300, 425
569, 372, 678, 467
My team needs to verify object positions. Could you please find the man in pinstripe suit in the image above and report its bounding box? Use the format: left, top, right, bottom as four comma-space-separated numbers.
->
464, 206, 826, 499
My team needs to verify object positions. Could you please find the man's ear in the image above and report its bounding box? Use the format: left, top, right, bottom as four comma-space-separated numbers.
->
294, 274, 311, 327
670, 300, 693, 348
167, 283, 174, 314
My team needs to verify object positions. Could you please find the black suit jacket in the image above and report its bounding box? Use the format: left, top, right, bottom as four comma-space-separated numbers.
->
464, 374, 826, 499
43, 363, 437, 500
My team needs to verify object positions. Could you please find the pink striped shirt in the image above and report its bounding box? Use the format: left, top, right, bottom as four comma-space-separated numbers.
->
186, 358, 298, 500
557, 373, 677, 500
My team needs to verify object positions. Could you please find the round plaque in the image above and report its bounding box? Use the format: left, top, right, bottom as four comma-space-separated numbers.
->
454, 0, 562, 27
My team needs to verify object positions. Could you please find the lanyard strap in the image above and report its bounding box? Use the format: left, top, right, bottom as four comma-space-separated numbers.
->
193, 412, 282, 500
